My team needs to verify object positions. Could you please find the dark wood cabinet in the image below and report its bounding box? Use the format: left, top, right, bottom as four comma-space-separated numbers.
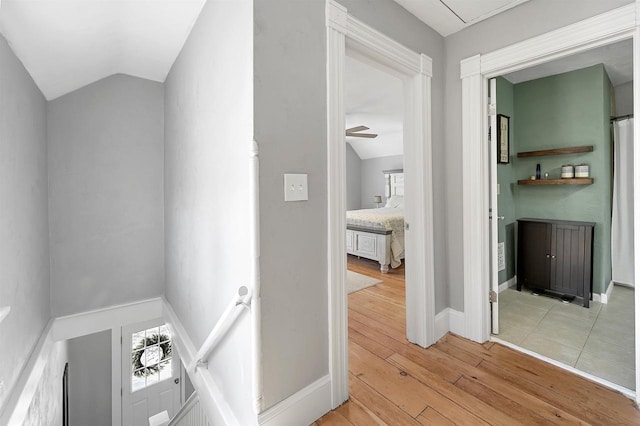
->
517, 218, 594, 307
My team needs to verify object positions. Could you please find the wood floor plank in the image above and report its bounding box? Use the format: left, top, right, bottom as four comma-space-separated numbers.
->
316, 411, 353, 425
455, 375, 561, 425
348, 309, 407, 343
416, 408, 456, 426
485, 344, 640, 423
314, 257, 640, 425
433, 339, 483, 367
348, 374, 422, 425
347, 326, 395, 360
477, 359, 631, 426
349, 342, 429, 417
387, 353, 520, 426
335, 397, 386, 426
459, 365, 588, 425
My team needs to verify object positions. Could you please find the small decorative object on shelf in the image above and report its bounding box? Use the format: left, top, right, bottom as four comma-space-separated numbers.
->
561, 164, 574, 179
535, 164, 541, 180
575, 164, 590, 178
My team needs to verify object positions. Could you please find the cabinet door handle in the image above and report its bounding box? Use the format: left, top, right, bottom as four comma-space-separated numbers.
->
551, 255, 556, 259
546, 254, 550, 258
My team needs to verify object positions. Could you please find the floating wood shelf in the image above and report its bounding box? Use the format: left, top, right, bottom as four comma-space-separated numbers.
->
517, 145, 593, 158
518, 178, 593, 185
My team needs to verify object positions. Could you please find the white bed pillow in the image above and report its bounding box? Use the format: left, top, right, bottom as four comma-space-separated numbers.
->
384, 195, 404, 209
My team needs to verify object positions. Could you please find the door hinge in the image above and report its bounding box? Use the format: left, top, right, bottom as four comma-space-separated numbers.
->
489, 290, 497, 303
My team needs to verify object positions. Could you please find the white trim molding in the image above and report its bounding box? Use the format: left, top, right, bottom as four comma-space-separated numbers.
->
592, 281, 615, 304
257, 376, 332, 426
498, 277, 517, 293
460, 2, 640, 401
435, 308, 466, 341
326, 0, 436, 410
51, 297, 163, 341
162, 298, 241, 426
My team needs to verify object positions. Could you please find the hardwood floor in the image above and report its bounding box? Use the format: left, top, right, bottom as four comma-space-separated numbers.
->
313, 256, 640, 425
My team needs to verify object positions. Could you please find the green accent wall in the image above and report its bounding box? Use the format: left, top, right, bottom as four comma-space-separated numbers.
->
496, 77, 516, 284
511, 64, 612, 294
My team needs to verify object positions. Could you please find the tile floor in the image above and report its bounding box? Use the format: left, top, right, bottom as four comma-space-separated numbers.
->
496, 284, 636, 390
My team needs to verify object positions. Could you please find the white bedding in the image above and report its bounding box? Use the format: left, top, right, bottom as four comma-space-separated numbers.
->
346, 207, 405, 268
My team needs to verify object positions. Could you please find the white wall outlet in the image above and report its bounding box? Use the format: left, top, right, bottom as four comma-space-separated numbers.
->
284, 174, 308, 201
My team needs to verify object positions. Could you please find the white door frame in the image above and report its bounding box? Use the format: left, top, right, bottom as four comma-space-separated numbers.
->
460, 2, 640, 401
326, 0, 436, 407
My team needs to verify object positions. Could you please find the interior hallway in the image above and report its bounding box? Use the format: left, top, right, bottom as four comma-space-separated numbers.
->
313, 258, 640, 425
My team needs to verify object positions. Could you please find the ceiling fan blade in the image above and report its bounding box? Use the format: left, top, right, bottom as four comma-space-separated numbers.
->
346, 132, 378, 138
345, 125, 369, 133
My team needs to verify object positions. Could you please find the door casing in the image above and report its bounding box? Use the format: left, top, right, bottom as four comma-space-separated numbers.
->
460, 2, 640, 401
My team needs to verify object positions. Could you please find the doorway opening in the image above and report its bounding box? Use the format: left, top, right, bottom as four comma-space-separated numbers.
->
489, 39, 635, 392
460, 3, 639, 401
326, 0, 436, 407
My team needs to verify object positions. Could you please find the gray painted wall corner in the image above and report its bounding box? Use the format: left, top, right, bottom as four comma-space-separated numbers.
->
47, 74, 165, 316
0, 33, 50, 411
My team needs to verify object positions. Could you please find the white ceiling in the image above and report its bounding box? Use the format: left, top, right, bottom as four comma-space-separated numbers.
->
503, 39, 633, 86
345, 56, 403, 160
392, 0, 530, 37
0, 0, 206, 100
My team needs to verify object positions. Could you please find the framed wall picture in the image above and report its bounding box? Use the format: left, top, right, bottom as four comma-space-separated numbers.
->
497, 114, 510, 164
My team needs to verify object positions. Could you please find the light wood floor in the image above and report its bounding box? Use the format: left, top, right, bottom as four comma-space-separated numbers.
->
313, 256, 640, 425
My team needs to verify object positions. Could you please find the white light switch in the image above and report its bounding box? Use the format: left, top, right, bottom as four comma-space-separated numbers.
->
284, 174, 308, 201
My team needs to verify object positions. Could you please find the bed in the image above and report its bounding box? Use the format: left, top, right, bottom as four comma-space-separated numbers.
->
346, 170, 404, 273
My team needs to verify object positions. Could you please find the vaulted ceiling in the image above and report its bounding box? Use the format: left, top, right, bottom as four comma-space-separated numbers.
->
0, 0, 205, 100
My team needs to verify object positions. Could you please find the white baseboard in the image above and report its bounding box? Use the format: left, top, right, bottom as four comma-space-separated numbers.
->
435, 308, 466, 341
498, 276, 517, 293
593, 281, 615, 304
258, 375, 332, 426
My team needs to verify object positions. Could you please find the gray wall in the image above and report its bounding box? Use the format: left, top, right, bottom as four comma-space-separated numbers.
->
47, 74, 165, 316
361, 155, 403, 209
0, 34, 50, 410
68, 330, 111, 426
254, 0, 328, 409
443, 0, 630, 311
346, 144, 362, 210
615, 80, 633, 116
23, 341, 68, 426
255, 0, 445, 410
164, 0, 254, 423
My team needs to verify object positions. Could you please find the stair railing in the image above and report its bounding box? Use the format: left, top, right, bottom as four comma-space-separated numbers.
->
187, 286, 251, 373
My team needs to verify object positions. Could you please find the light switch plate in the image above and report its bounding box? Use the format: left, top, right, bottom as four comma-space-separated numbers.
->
284, 174, 308, 201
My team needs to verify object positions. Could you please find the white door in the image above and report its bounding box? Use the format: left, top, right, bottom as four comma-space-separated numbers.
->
122, 318, 181, 426
489, 78, 500, 334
